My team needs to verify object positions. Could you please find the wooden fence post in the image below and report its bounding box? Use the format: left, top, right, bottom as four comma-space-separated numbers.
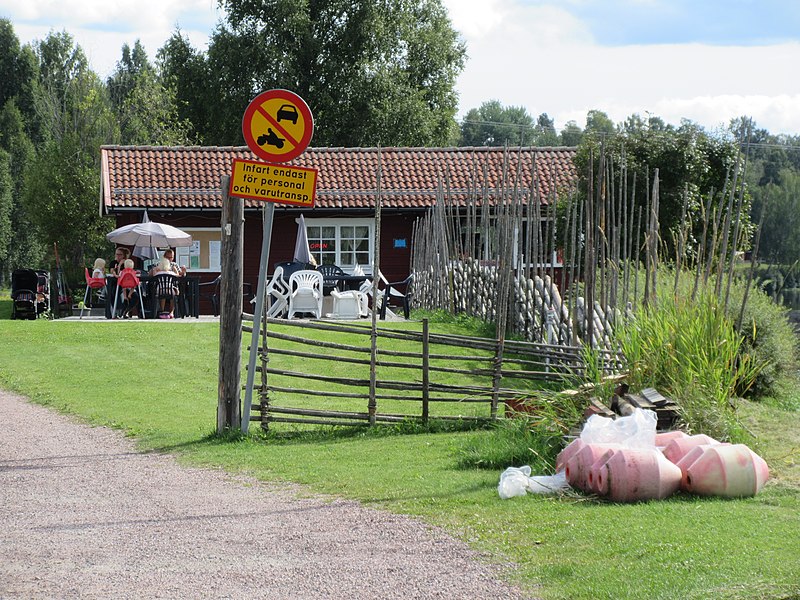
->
422, 318, 429, 424
218, 176, 243, 432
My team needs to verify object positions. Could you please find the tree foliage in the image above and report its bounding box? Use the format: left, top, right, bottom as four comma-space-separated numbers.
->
0, 150, 12, 267
22, 134, 112, 278
161, 0, 466, 146
459, 100, 534, 146
0, 19, 37, 132
575, 115, 744, 259
21, 31, 117, 276
157, 30, 211, 144
108, 40, 192, 145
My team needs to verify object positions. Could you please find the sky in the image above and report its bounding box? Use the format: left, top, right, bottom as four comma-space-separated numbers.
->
3, 0, 800, 136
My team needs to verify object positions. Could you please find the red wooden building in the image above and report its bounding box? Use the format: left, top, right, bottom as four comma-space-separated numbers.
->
101, 145, 577, 314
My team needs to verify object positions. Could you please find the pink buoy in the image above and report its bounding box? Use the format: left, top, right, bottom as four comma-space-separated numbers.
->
654, 430, 689, 448
595, 448, 682, 502
565, 443, 620, 492
587, 447, 619, 494
662, 434, 719, 464
556, 438, 585, 472
679, 444, 769, 498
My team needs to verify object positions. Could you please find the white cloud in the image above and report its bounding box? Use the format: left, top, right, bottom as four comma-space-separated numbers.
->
442, 0, 507, 39
452, 2, 800, 135
5, 0, 800, 135
3, 0, 220, 78
1, 0, 216, 31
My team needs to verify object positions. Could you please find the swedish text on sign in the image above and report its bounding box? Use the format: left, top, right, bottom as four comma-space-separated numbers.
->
228, 158, 317, 207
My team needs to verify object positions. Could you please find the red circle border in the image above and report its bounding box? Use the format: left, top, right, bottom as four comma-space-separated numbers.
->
242, 89, 314, 163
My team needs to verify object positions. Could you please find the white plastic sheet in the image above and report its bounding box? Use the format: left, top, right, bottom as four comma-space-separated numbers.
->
579, 408, 657, 449
497, 466, 569, 499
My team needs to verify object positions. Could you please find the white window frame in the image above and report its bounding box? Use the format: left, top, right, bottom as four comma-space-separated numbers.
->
302, 217, 374, 274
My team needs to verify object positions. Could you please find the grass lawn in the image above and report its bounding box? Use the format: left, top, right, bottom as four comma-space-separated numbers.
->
0, 314, 798, 599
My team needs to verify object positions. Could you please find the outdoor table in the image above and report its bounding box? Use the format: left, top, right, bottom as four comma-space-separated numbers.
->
104, 274, 199, 318
328, 274, 369, 291
144, 274, 200, 318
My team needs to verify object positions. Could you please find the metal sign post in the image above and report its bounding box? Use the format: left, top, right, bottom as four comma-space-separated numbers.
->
231, 88, 314, 433
241, 204, 275, 433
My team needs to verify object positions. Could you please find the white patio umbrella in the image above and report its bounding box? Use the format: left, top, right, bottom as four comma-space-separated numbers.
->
293, 214, 314, 265
107, 221, 193, 249
132, 210, 159, 261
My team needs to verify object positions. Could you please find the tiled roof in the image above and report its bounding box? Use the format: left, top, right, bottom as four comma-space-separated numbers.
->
101, 145, 577, 212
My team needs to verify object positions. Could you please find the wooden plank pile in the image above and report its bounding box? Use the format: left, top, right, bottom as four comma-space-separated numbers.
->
584, 384, 681, 431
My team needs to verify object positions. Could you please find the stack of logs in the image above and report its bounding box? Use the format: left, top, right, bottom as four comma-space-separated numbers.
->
584, 384, 681, 431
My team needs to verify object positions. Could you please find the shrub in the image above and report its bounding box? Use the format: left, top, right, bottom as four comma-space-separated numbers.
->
725, 277, 799, 399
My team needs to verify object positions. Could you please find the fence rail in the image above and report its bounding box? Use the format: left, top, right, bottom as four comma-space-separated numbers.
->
243, 314, 623, 429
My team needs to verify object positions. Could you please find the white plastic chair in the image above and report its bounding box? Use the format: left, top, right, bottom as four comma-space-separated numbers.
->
328, 289, 365, 319
265, 266, 290, 318
288, 270, 323, 319
359, 278, 384, 316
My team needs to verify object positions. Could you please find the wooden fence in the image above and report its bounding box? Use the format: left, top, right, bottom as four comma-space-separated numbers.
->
242, 315, 624, 430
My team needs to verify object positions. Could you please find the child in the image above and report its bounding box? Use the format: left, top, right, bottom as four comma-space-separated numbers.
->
91, 258, 106, 279
117, 259, 138, 318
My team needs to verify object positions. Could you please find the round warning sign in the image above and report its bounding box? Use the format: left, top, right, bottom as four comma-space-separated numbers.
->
242, 89, 314, 163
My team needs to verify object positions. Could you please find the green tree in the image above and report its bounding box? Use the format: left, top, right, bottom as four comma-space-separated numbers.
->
576, 115, 743, 260
108, 40, 192, 145
533, 113, 559, 146
459, 100, 534, 146
181, 0, 465, 146
560, 120, 583, 146
0, 101, 42, 281
23, 32, 116, 276
754, 170, 800, 265
22, 134, 111, 279
157, 30, 211, 144
0, 150, 12, 276
0, 19, 38, 137
0, 21, 43, 279
107, 40, 153, 110
585, 109, 617, 139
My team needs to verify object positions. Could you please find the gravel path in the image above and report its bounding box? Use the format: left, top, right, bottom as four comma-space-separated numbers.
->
0, 390, 532, 599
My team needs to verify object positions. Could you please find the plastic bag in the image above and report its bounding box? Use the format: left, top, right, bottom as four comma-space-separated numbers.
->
579, 407, 657, 449
498, 466, 531, 499
527, 472, 569, 494
498, 466, 569, 498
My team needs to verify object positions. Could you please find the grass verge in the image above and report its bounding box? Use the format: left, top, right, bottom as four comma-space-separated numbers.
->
0, 315, 798, 599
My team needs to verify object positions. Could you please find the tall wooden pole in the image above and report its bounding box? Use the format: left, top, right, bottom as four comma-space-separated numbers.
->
217, 176, 243, 433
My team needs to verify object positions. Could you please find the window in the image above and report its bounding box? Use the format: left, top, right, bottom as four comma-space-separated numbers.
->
304, 218, 373, 272
173, 228, 222, 272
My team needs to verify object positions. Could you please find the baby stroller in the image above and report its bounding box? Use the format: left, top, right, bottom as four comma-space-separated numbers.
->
11, 269, 51, 319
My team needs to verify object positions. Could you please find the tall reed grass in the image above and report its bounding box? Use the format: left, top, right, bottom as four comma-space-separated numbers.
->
616, 286, 762, 442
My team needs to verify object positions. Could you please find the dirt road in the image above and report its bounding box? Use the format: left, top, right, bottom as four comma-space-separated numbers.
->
0, 390, 530, 599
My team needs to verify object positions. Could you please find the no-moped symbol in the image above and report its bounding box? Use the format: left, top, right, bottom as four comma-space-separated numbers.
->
242, 90, 314, 163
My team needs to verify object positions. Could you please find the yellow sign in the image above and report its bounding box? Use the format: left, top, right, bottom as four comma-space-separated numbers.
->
228, 159, 317, 207
242, 90, 314, 163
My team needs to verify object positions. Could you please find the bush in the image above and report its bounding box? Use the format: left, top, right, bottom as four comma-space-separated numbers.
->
725, 278, 799, 399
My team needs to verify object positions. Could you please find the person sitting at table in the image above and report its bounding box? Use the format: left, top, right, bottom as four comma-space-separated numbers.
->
117, 258, 140, 318
91, 258, 106, 279
152, 257, 181, 318
148, 248, 186, 276
110, 247, 131, 277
